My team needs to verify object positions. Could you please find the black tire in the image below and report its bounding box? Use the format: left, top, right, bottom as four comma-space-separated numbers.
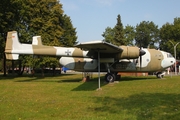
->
105, 73, 115, 82
156, 72, 162, 78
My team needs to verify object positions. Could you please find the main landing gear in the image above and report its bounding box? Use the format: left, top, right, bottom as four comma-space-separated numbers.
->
105, 72, 120, 83
104, 63, 121, 82
105, 73, 115, 82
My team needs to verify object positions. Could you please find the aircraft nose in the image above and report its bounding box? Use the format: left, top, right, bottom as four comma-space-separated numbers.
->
161, 57, 176, 68
172, 58, 176, 64
170, 57, 176, 65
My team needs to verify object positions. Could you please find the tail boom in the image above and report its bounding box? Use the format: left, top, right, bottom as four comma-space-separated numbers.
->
4, 31, 89, 60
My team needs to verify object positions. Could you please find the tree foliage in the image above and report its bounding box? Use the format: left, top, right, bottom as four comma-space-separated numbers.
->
60, 14, 78, 47
124, 25, 135, 45
159, 17, 180, 59
113, 14, 125, 46
18, 0, 64, 70
135, 21, 159, 48
0, 0, 21, 57
19, 0, 64, 45
102, 14, 134, 46
102, 27, 114, 43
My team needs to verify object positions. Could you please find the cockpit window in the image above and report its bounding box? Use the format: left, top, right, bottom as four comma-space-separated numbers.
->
167, 53, 173, 58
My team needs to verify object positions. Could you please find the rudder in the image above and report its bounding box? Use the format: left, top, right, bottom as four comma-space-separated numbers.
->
32, 36, 43, 46
5, 31, 20, 60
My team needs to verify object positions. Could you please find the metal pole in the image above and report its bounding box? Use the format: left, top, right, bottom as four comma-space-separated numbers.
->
169, 41, 180, 75
98, 51, 101, 89
174, 45, 177, 75
174, 42, 180, 75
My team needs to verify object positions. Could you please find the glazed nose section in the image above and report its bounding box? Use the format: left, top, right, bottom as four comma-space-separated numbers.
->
170, 57, 176, 65
161, 58, 175, 68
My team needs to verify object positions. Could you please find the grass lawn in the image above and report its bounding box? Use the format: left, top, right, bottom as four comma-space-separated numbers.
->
0, 73, 180, 120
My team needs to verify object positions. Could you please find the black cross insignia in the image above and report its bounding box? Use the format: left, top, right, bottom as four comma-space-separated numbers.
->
65, 49, 71, 56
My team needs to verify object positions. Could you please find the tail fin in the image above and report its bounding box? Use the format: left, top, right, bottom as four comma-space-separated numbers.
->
5, 31, 20, 60
32, 36, 43, 46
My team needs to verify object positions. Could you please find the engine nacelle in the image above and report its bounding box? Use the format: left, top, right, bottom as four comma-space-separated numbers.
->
59, 57, 97, 71
117, 46, 140, 59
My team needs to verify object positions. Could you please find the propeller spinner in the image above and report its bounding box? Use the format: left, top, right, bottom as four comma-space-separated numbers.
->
139, 48, 146, 69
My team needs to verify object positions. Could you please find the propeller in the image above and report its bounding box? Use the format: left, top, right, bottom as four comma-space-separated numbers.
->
139, 31, 145, 69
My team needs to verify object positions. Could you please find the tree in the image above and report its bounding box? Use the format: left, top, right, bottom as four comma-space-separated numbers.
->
60, 14, 78, 47
159, 23, 173, 53
19, 0, 64, 45
102, 14, 129, 46
20, 0, 64, 73
160, 17, 180, 59
124, 25, 135, 45
102, 27, 114, 43
113, 14, 125, 46
135, 21, 159, 48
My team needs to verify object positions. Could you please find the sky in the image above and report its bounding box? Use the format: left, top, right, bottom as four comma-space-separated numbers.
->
60, 0, 180, 43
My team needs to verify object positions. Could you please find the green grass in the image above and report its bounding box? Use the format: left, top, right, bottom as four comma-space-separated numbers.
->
0, 73, 180, 120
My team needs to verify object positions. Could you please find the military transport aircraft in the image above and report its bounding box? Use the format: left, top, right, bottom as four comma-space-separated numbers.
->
5, 31, 175, 82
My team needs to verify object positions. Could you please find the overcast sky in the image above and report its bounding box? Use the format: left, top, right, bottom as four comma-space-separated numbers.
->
60, 0, 180, 43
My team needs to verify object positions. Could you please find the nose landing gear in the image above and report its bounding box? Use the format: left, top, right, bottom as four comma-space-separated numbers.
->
156, 72, 165, 78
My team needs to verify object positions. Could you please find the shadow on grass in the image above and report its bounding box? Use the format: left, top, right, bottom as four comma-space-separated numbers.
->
0, 74, 159, 91
71, 76, 158, 91
91, 93, 180, 119
119, 76, 157, 81
71, 76, 108, 91
0, 74, 17, 80
0, 74, 75, 82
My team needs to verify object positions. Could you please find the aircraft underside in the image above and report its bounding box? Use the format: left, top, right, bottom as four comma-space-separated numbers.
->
60, 57, 167, 82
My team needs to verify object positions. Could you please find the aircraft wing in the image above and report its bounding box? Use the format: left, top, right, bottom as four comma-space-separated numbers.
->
75, 40, 123, 53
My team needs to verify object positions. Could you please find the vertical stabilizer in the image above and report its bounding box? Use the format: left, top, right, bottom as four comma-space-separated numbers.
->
5, 31, 21, 50
5, 31, 21, 60
32, 36, 43, 46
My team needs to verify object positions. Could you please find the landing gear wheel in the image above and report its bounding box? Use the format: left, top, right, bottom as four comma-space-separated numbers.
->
105, 73, 115, 83
156, 72, 164, 78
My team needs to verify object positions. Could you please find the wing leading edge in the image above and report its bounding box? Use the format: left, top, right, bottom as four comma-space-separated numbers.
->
75, 40, 123, 53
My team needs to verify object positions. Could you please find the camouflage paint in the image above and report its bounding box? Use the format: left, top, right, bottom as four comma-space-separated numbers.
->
117, 46, 140, 59
5, 31, 175, 73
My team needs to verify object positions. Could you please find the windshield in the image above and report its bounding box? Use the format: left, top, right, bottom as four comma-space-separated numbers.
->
167, 53, 173, 58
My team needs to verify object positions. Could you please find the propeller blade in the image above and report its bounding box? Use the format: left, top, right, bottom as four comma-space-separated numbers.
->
139, 48, 146, 69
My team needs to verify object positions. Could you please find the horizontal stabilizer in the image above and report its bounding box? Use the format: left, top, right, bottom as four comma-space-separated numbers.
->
5, 53, 19, 60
